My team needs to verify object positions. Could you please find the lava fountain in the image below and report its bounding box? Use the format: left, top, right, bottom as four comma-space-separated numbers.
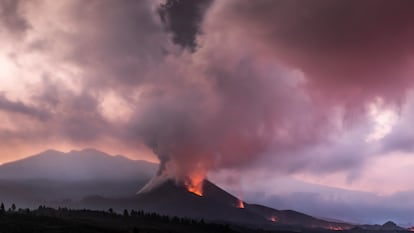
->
184, 172, 205, 196
236, 199, 245, 209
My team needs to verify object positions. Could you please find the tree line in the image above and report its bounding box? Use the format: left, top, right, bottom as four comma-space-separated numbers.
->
0, 203, 238, 233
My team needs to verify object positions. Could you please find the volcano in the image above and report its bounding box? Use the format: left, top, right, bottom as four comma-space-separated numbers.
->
134, 178, 265, 225
136, 178, 353, 229
81, 177, 353, 230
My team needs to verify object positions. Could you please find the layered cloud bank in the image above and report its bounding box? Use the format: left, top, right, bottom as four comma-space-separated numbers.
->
0, 0, 414, 215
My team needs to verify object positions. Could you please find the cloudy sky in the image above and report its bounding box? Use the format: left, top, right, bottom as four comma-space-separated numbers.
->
1, 0, 414, 225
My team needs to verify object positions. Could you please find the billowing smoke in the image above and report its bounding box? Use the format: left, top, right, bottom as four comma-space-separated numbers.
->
131, 50, 316, 185
206, 0, 414, 107
1, 0, 414, 190
132, 0, 414, 185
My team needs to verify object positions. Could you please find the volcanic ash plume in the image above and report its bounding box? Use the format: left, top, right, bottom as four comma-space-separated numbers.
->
136, 0, 414, 195
133, 37, 315, 195
134, 0, 333, 196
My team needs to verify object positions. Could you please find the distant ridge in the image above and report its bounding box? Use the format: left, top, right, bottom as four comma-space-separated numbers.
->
0, 149, 158, 207
0, 148, 158, 181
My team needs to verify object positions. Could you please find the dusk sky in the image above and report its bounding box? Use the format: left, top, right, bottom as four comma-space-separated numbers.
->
1, 0, 414, 225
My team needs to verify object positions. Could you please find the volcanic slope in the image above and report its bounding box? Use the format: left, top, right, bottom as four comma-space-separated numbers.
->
81, 178, 353, 230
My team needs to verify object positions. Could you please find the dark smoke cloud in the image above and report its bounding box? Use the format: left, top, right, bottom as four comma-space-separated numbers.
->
158, 0, 213, 51
0, 94, 49, 120
207, 0, 414, 107
0, 0, 30, 37
0, 90, 110, 145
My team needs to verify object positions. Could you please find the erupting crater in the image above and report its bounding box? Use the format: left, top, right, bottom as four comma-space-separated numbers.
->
134, 174, 353, 231
183, 175, 204, 196
235, 199, 245, 209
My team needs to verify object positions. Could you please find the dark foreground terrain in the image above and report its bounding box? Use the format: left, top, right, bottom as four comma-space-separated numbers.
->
0, 206, 237, 233
0, 206, 410, 233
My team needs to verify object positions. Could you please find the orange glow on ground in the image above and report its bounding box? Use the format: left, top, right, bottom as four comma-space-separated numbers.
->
328, 226, 344, 231
269, 215, 278, 222
236, 199, 245, 208
187, 184, 203, 196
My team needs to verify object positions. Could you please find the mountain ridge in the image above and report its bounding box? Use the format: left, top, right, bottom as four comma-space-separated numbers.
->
0, 148, 158, 181
0, 149, 157, 207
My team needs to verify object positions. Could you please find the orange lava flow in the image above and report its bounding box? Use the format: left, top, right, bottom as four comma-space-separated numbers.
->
187, 184, 203, 196
184, 173, 205, 196
236, 199, 245, 209
328, 226, 344, 231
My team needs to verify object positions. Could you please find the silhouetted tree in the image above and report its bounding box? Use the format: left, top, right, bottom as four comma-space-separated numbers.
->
123, 209, 129, 217
11, 203, 16, 212
0, 202, 5, 213
108, 208, 113, 214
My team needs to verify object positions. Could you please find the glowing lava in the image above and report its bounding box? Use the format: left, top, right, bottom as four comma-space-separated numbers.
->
328, 226, 344, 231
184, 173, 205, 196
269, 215, 278, 222
236, 199, 245, 209
186, 183, 203, 196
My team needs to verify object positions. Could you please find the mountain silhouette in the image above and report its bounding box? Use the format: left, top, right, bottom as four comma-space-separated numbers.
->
0, 149, 157, 207
80, 177, 353, 230
0, 148, 157, 181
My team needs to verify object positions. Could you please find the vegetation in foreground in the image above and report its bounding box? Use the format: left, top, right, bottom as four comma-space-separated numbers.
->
0, 203, 409, 233
0, 203, 242, 233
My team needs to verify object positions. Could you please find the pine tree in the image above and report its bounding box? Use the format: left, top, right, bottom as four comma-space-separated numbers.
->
0, 202, 5, 213
123, 209, 129, 217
